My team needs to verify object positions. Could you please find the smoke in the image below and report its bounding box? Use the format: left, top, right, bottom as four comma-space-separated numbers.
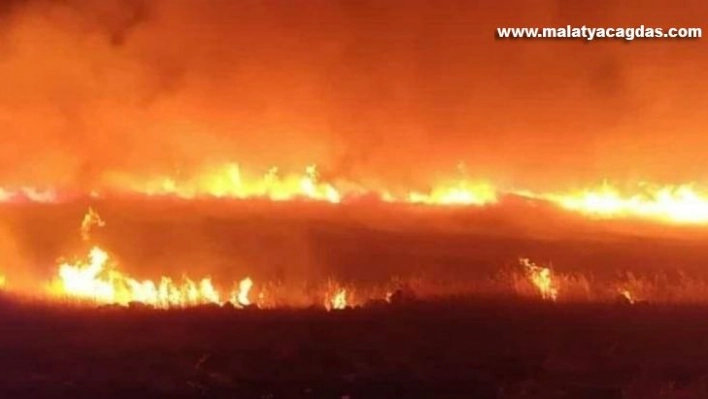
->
0, 0, 706, 190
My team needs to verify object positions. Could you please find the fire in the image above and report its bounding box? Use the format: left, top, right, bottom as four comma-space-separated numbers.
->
541, 183, 708, 224
3, 159, 708, 226
102, 163, 342, 203
233, 277, 254, 307
53, 208, 263, 309
97, 163, 502, 206
326, 288, 349, 310
299, 165, 341, 204
520, 258, 558, 301
54, 245, 235, 308
0, 273, 5, 289
618, 289, 635, 305
408, 181, 497, 206
57, 246, 114, 303
4, 159, 708, 225
80, 207, 105, 241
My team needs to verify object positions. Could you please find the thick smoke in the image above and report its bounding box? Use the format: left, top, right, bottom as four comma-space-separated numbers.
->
0, 0, 706, 190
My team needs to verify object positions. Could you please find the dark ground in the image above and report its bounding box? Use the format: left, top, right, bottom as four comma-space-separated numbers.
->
1, 198, 708, 398
1, 298, 708, 398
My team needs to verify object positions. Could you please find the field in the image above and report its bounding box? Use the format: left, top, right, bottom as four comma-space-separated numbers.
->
3, 299, 708, 398
2, 198, 708, 398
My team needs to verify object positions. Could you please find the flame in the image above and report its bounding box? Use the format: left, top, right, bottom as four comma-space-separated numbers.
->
97, 163, 501, 206
540, 183, 708, 224
326, 288, 348, 310
234, 277, 253, 307
53, 208, 265, 308
407, 181, 497, 206
618, 289, 635, 304
80, 207, 105, 241
54, 245, 236, 308
102, 163, 343, 203
5, 159, 708, 225
520, 258, 558, 301
3, 161, 708, 226
0, 274, 5, 289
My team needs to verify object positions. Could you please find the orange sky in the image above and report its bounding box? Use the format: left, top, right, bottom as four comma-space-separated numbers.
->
0, 0, 705, 190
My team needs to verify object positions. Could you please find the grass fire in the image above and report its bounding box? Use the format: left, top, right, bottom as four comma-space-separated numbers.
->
0, 0, 705, 396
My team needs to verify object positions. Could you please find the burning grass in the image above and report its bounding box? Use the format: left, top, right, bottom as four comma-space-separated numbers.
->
6, 164, 708, 225
3, 206, 708, 310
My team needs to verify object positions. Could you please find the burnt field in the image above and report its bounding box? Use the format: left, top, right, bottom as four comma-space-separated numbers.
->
2, 196, 708, 287
2, 299, 708, 398
2, 199, 708, 397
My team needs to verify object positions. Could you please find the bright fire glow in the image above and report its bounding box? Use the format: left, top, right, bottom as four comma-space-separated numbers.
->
81, 207, 105, 241
326, 288, 348, 310
234, 277, 253, 307
408, 181, 497, 206
541, 183, 708, 224
5, 161, 708, 225
97, 163, 497, 206
52, 208, 261, 308
54, 245, 238, 308
619, 289, 635, 304
102, 163, 343, 203
520, 258, 558, 301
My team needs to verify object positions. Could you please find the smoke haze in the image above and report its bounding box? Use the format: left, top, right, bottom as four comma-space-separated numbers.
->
0, 0, 706, 190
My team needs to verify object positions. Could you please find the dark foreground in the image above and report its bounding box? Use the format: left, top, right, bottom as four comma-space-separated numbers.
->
1, 299, 708, 398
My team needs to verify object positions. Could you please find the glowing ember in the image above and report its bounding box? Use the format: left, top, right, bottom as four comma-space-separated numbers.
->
520, 258, 558, 301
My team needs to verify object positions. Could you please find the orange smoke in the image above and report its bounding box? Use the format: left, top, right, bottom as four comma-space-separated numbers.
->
0, 1, 706, 200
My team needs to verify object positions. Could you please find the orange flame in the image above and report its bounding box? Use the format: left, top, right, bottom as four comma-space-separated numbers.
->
538, 183, 708, 224
52, 208, 262, 309
618, 289, 635, 304
234, 277, 253, 307
54, 245, 235, 308
80, 207, 105, 241
97, 163, 502, 206
4, 161, 708, 226
102, 163, 343, 203
326, 287, 348, 310
520, 258, 558, 301
407, 181, 497, 206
